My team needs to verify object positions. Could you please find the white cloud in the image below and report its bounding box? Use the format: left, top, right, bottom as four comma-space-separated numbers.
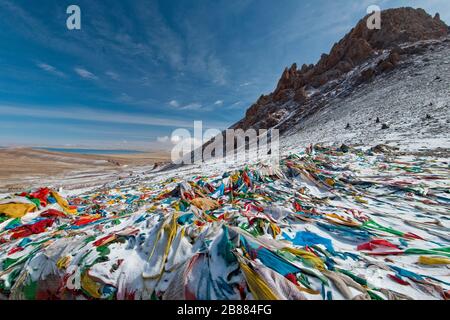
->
157, 136, 170, 143
36, 62, 66, 77
169, 101, 204, 110
74, 67, 98, 80
214, 100, 224, 106
169, 100, 180, 108
240, 82, 252, 87
228, 101, 243, 109
181, 103, 202, 110
105, 71, 120, 80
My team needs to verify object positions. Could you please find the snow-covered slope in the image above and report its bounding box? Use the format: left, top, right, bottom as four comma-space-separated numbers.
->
280, 37, 450, 154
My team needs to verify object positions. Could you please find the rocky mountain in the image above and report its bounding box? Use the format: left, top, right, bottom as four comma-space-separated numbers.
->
232, 7, 449, 133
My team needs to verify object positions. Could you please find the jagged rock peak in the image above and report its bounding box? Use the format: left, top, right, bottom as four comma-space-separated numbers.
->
351, 7, 448, 50
272, 8, 448, 96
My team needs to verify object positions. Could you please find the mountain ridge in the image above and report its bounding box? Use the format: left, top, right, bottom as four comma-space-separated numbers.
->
232, 7, 449, 132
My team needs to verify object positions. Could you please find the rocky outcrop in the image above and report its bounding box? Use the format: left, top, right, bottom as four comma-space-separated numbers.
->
360, 8, 448, 49
232, 7, 448, 131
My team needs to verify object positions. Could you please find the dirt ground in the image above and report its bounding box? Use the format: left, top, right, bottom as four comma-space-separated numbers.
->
0, 148, 170, 193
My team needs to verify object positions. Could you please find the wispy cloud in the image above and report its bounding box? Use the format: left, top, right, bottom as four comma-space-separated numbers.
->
105, 71, 120, 80
180, 19, 229, 85
156, 136, 170, 143
208, 55, 228, 85
228, 101, 243, 109
118, 93, 133, 103
132, 1, 184, 71
214, 100, 224, 106
74, 67, 98, 80
36, 62, 66, 78
169, 100, 180, 108
0, 104, 229, 129
169, 101, 204, 111
181, 102, 203, 110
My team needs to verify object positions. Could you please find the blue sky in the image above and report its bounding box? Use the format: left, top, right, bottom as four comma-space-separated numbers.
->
0, 0, 448, 150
